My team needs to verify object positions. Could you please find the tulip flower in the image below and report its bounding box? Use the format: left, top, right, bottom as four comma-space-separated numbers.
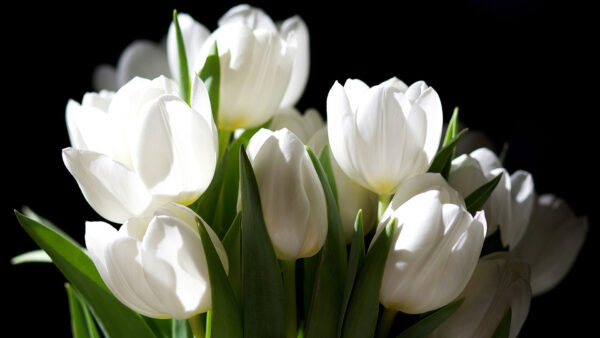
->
430, 252, 531, 338
307, 127, 378, 242
326, 78, 443, 196
376, 173, 486, 314
167, 12, 210, 83
270, 107, 324, 144
246, 128, 327, 260
193, 17, 296, 131
63, 76, 218, 223
85, 203, 228, 320
448, 148, 535, 247
218, 4, 310, 108
512, 194, 588, 295
93, 40, 171, 92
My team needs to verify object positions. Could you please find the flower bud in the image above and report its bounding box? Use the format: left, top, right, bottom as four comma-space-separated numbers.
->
376, 173, 486, 314
246, 128, 327, 260
430, 252, 531, 338
63, 76, 218, 223
326, 78, 443, 195
85, 203, 228, 320
512, 194, 588, 295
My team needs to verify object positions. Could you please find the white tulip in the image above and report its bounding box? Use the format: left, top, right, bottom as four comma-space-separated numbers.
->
327, 78, 443, 195
376, 173, 486, 314
167, 13, 210, 83
448, 148, 535, 247
218, 4, 310, 108
85, 203, 228, 320
246, 128, 327, 260
63, 76, 218, 223
430, 252, 531, 338
193, 18, 295, 131
512, 194, 588, 295
307, 127, 378, 243
270, 107, 324, 144
93, 40, 170, 92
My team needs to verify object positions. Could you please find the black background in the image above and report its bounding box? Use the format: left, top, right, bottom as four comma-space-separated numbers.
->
4, 0, 597, 336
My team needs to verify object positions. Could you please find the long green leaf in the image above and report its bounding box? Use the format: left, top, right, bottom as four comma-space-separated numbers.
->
305, 147, 348, 338
197, 218, 243, 338
428, 128, 468, 179
319, 146, 338, 204
492, 307, 512, 338
442, 107, 460, 147
143, 317, 171, 338
338, 210, 366, 336
223, 213, 242, 303
198, 42, 220, 122
172, 10, 190, 105
172, 319, 192, 338
14, 211, 156, 338
239, 146, 286, 338
66, 283, 101, 338
396, 298, 465, 338
465, 172, 504, 215
341, 219, 397, 338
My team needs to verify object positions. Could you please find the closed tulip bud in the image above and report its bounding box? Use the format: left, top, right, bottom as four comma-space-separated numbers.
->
327, 78, 443, 195
194, 15, 296, 131
512, 194, 588, 295
63, 76, 218, 223
448, 148, 535, 247
218, 4, 310, 108
85, 203, 228, 320
246, 128, 327, 260
430, 252, 531, 338
93, 40, 170, 92
307, 127, 378, 242
376, 173, 486, 314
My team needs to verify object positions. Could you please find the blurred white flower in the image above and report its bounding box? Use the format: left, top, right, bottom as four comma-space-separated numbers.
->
270, 107, 324, 144
63, 76, 217, 223
85, 203, 228, 320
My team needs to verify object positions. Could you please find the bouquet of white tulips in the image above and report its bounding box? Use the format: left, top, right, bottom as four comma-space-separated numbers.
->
12, 4, 588, 338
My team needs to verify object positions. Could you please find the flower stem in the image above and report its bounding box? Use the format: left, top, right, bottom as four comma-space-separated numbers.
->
375, 307, 397, 338
218, 129, 232, 159
378, 194, 392, 221
282, 259, 297, 338
188, 315, 206, 338
205, 311, 212, 338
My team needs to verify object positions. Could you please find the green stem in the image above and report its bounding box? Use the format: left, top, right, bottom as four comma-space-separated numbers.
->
282, 259, 297, 338
375, 307, 397, 338
188, 315, 205, 338
218, 129, 232, 159
378, 194, 392, 221
205, 311, 212, 338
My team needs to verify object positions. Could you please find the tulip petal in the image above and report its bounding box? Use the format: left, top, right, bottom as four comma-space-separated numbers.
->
381, 77, 408, 92
218, 4, 277, 31
502, 170, 534, 247
167, 13, 210, 82
343, 79, 370, 113
116, 40, 170, 86
65, 98, 113, 155
278, 15, 310, 108
63, 148, 154, 223
470, 147, 503, 174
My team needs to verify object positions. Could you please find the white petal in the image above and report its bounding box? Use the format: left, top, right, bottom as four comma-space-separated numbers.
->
470, 147, 502, 173
278, 15, 310, 108
342, 78, 370, 113
503, 170, 535, 248
167, 13, 210, 82
218, 4, 277, 31
65, 99, 113, 155
306, 126, 328, 156
413, 86, 443, 162
116, 40, 170, 87
381, 77, 408, 92
63, 148, 154, 223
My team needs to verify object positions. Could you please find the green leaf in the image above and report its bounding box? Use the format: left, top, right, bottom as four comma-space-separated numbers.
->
198, 42, 220, 122
338, 210, 365, 336
428, 128, 468, 179
66, 283, 101, 338
11, 249, 51, 265
465, 171, 504, 215
341, 219, 397, 338
319, 146, 338, 204
303, 255, 318, 321
492, 307, 512, 338
239, 146, 286, 338
196, 218, 243, 338
142, 317, 171, 338
396, 298, 465, 338
442, 107, 460, 147
173, 10, 191, 105
223, 213, 242, 303
304, 147, 348, 338
14, 211, 156, 338
172, 319, 193, 338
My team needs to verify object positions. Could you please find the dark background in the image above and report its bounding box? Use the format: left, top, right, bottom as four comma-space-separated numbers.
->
4, 0, 596, 336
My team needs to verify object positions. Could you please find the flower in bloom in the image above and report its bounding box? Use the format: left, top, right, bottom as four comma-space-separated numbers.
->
376, 173, 486, 314
85, 203, 228, 319
430, 252, 531, 338
193, 12, 296, 131
307, 127, 378, 243
512, 194, 588, 295
93, 40, 170, 92
246, 128, 327, 261
217, 4, 310, 108
63, 76, 218, 223
448, 148, 535, 248
327, 78, 443, 195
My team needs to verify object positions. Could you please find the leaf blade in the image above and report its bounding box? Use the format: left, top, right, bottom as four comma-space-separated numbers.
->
465, 171, 504, 215
172, 10, 191, 105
